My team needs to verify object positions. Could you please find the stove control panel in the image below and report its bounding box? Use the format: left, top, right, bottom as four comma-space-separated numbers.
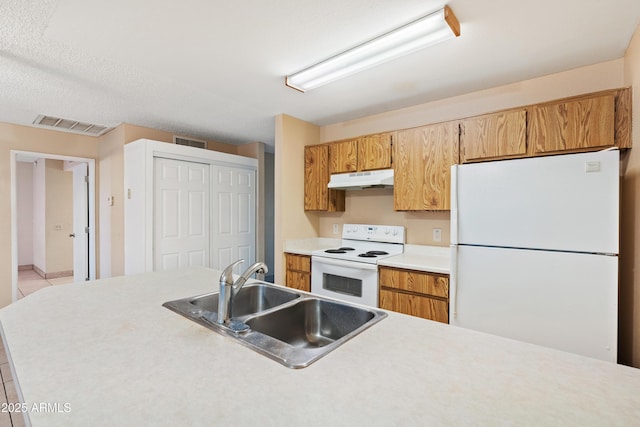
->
342, 224, 405, 244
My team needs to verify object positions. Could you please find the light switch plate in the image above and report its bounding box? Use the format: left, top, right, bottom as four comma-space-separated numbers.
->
433, 228, 442, 242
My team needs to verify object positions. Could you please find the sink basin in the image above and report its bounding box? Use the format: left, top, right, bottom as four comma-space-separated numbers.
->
163, 281, 386, 369
188, 283, 300, 318
246, 298, 375, 348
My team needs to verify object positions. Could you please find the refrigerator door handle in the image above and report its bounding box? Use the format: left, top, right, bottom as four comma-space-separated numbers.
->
450, 244, 458, 322
450, 164, 459, 245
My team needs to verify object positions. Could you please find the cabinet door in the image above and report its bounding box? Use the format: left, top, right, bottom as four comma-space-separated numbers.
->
286, 271, 311, 292
529, 94, 615, 155
379, 289, 449, 323
304, 145, 345, 212
154, 157, 210, 271
393, 122, 459, 211
379, 267, 448, 299
329, 139, 358, 174
285, 253, 311, 292
460, 109, 527, 162
358, 133, 392, 171
210, 166, 256, 270
285, 253, 310, 273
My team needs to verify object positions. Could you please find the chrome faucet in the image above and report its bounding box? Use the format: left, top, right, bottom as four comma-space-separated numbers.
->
217, 259, 268, 327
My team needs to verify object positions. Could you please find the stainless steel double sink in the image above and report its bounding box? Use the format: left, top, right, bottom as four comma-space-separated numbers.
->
163, 281, 387, 368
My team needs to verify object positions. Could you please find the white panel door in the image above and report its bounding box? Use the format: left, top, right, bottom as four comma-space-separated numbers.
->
210, 165, 256, 273
154, 157, 210, 271
450, 245, 618, 362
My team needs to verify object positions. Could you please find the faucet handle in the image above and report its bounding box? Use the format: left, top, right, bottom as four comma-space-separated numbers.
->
220, 259, 244, 286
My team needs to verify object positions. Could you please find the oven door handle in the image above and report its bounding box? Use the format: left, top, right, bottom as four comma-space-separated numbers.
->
312, 257, 378, 271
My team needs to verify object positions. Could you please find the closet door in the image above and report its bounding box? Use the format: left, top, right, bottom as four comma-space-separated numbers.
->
210, 165, 256, 272
154, 157, 210, 271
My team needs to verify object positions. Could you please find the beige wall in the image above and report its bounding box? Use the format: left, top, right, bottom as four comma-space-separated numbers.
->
44, 159, 73, 273
274, 114, 321, 283
0, 122, 99, 307
317, 189, 451, 245
98, 125, 126, 278
621, 24, 640, 368
16, 162, 34, 266
313, 59, 626, 246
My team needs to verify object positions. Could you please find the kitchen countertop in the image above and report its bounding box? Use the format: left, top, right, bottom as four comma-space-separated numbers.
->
283, 237, 342, 255
1, 268, 640, 426
378, 244, 450, 274
285, 238, 450, 274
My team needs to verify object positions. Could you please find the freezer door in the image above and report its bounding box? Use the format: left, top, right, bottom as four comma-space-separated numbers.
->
451, 150, 619, 254
450, 245, 618, 362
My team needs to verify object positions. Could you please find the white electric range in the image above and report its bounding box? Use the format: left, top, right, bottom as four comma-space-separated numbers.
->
311, 224, 405, 307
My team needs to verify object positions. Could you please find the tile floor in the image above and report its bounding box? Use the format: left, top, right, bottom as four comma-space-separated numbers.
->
0, 341, 24, 427
17, 270, 74, 300
0, 270, 75, 426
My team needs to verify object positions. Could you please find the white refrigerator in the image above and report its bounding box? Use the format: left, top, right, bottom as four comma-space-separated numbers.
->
450, 149, 619, 362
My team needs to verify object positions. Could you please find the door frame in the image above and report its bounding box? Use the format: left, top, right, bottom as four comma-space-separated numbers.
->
10, 150, 97, 301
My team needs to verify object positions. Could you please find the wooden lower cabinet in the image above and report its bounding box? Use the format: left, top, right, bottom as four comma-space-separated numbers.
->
285, 253, 311, 292
379, 266, 449, 323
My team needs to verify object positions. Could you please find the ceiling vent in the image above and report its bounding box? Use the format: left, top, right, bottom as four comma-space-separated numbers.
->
33, 115, 111, 136
173, 136, 207, 149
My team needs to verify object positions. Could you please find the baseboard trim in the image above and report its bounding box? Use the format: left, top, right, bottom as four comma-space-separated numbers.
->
18, 264, 33, 271
32, 266, 73, 280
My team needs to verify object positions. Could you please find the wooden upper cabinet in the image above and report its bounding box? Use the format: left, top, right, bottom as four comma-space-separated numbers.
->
329, 133, 393, 173
358, 133, 392, 171
393, 121, 459, 211
460, 109, 527, 163
329, 139, 358, 174
529, 93, 615, 155
304, 145, 345, 211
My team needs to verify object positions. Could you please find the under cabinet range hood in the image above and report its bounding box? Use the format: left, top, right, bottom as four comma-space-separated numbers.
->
328, 169, 394, 190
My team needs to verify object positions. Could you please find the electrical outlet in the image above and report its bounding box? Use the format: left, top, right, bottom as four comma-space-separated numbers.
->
433, 228, 442, 242
332, 224, 340, 235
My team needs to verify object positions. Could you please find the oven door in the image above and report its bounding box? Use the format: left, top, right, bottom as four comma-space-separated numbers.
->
311, 256, 379, 307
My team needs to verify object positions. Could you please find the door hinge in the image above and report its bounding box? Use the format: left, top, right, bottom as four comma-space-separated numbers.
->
84, 175, 89, 183
85, 226, 90, 234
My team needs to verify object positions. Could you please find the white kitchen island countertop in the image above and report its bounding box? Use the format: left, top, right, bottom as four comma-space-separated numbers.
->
1, 267, 639, 426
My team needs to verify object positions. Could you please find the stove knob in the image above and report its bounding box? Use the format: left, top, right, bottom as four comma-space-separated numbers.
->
384, 227, 390, 235
392, 228, 399, 236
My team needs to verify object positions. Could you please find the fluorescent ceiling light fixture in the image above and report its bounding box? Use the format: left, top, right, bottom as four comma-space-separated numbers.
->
285, 5, 460, 92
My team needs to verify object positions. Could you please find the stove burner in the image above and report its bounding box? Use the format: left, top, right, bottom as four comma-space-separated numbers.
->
366, 250, 388, 256
324, 247, 356, 254
357, 250, 390, 258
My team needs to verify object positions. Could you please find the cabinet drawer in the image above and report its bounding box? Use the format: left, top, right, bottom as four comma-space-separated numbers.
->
286, 271, 310, 292
379, 267, 448, 298
380, 289, 449, 323
285, 253, 311, 273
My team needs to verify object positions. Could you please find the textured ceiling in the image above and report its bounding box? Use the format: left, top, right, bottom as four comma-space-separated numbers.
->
1, 0, 639, 151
